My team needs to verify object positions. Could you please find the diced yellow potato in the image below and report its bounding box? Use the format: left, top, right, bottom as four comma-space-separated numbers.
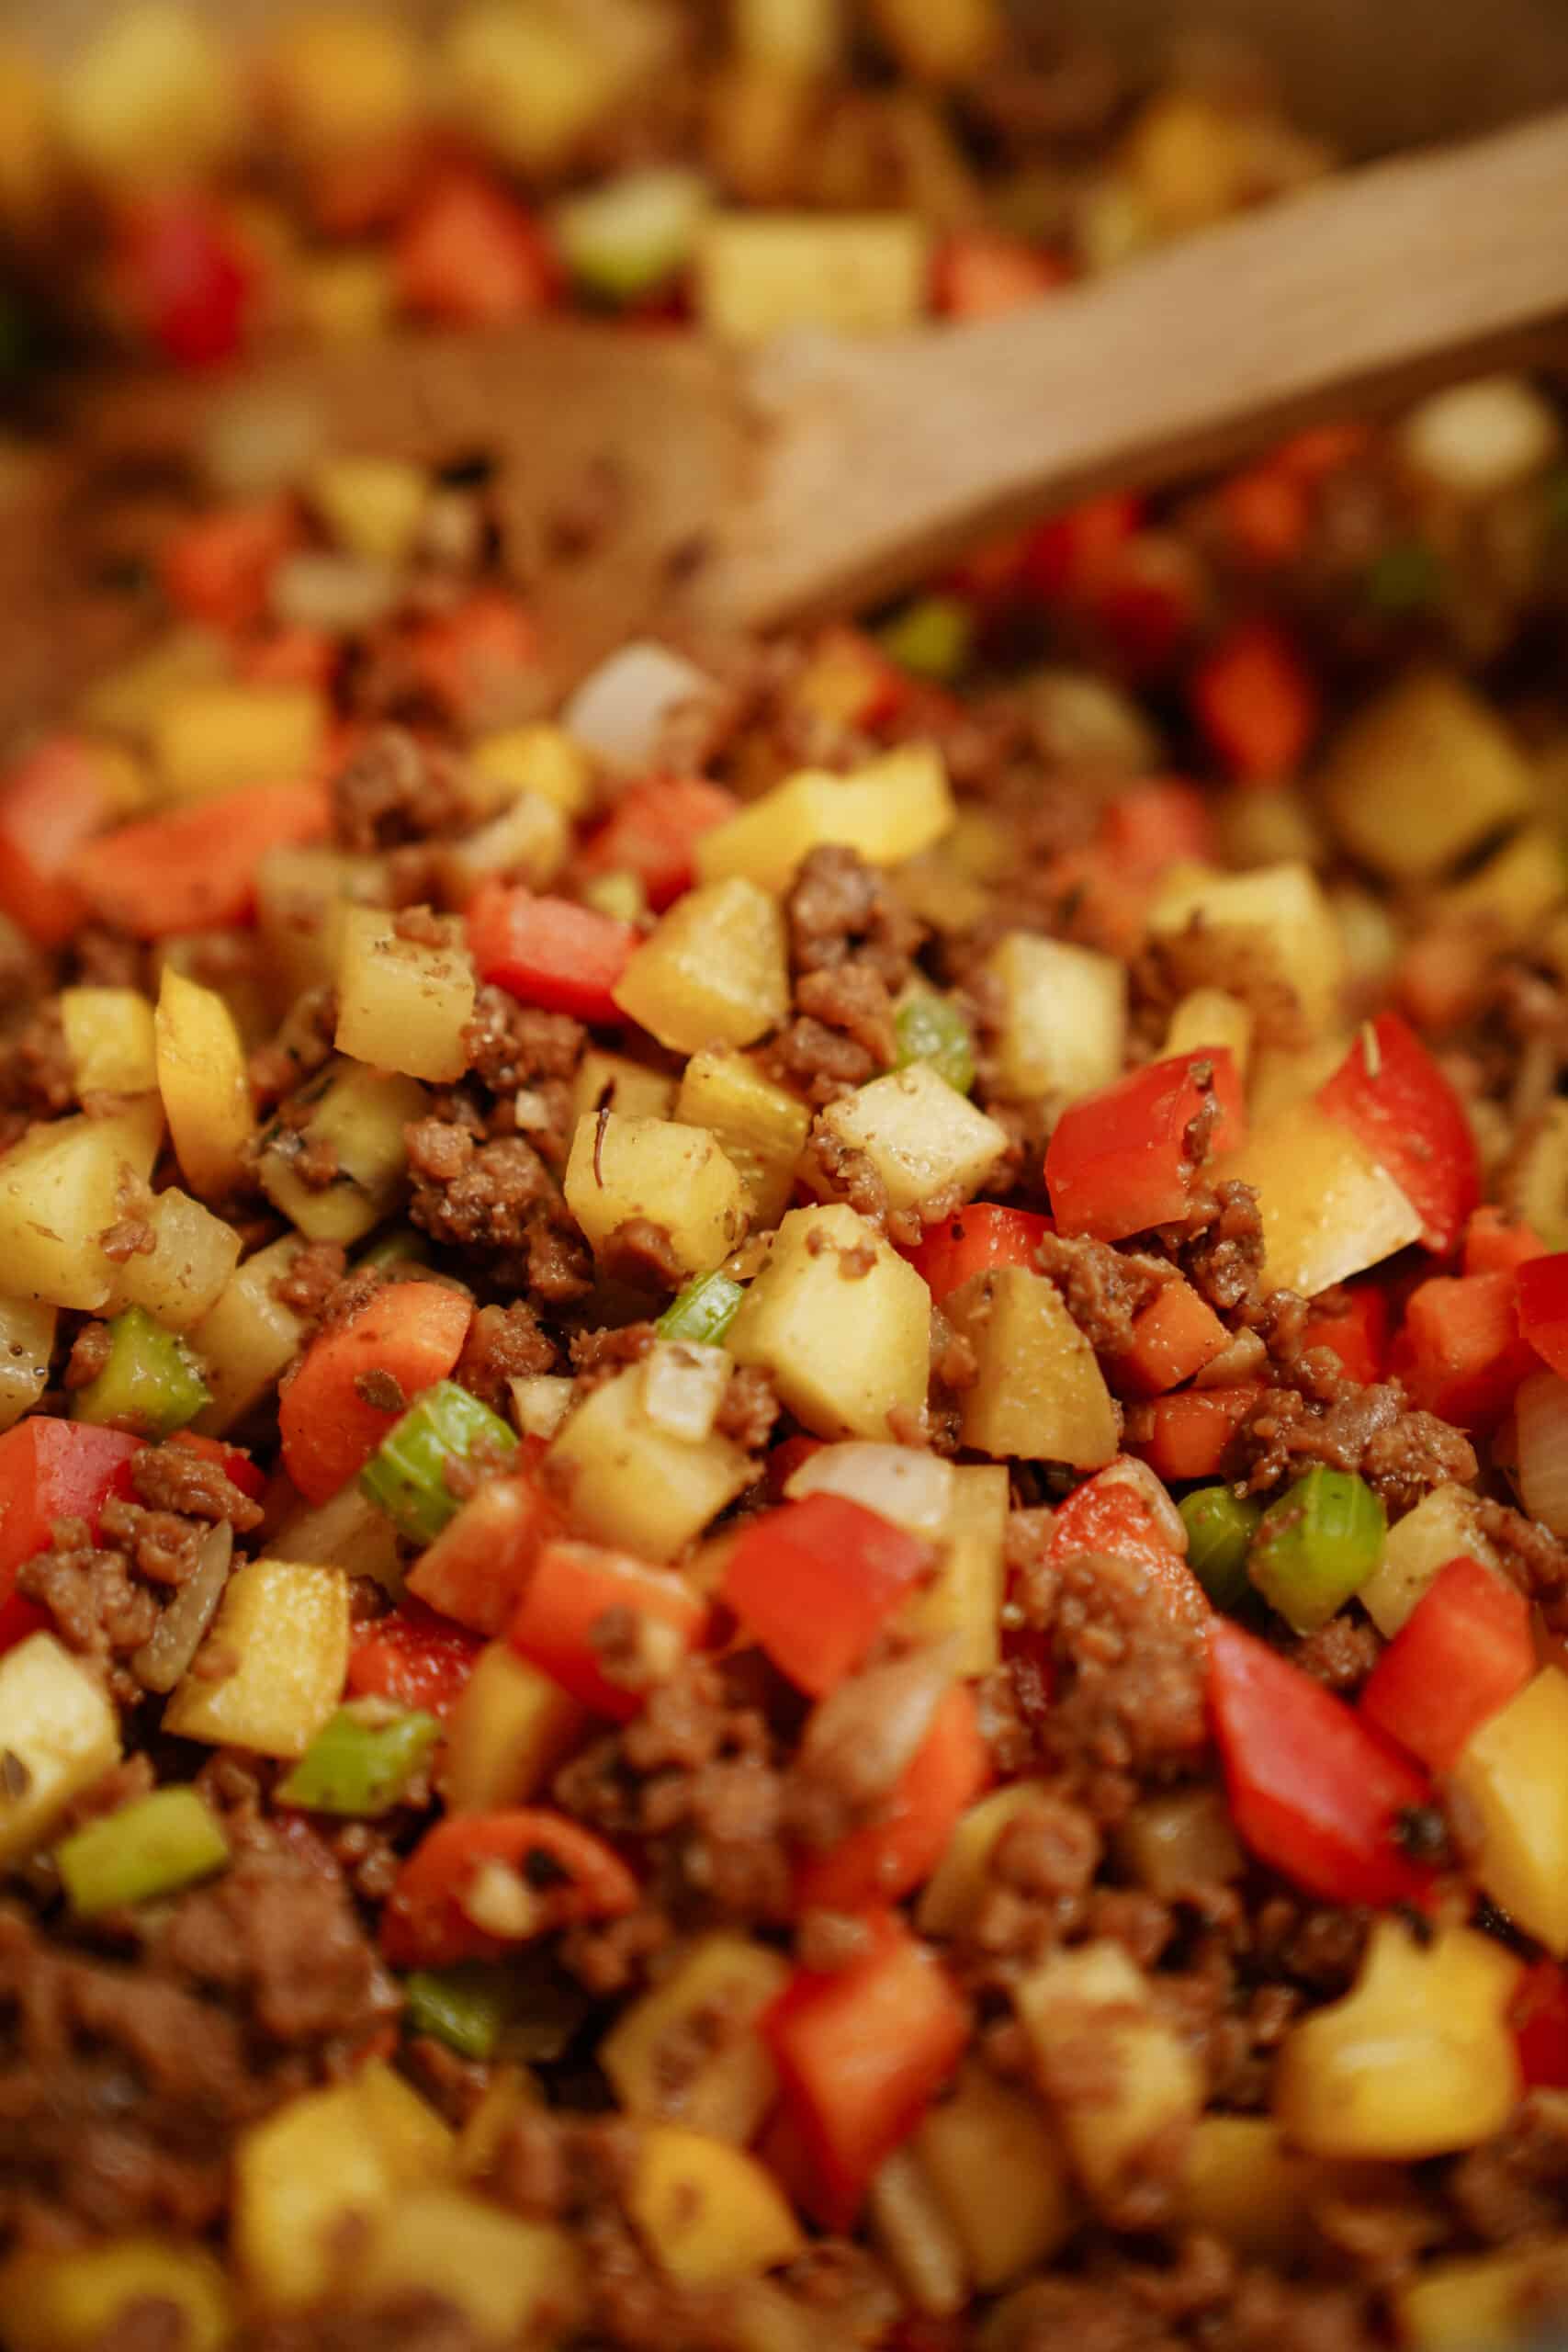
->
1178, 2118, 1331, 2266
106, 1187, 241, 1331
1319, 672, 1536, 883
696, 211, 928, 339
1397, 2247, 1568, 2352
903, 1461, 1008, 1674
155, 934, 273, 1055
548, 1363, 754, 1562
728, 1203, 930, 1441
675, 1049, 809, 1228
310, 457, 429, 567
734, 0, 841, 73
1216, 784, 1323, 871
0, 2238, 231, 2352
893, 853, 989, 936
628, 2127, 804, 2284
273, 1480, 403, 1591
154, 967, 254, 1202
189, 1235, 310, 1434
78, 625, 230, 744
1433, 823, 1564, 941
697, 745, 954, 893
1452, 1668, 1568, 1957
0, 1634, 121, 1867
1147, 860, 1346, 1045
945, 1268, 1118, 1468
919, 1783, 1057, 1938
984, 932, 1126, 1103
151, 684, 325, 802
0, 1099, 163, 1310
1246, 1032, 1354, 1129
297, 252, 394, 344
1213, 1100, 1423, 1297
59, 1, 239, 184
816, 1063, 1008, 1212
334, 907, 476, 1083
454, 2064, 541, 2178
915, 2063, 1076, 2290
468, 722, 593, 818
0, 47, 59, 234
1113, 1787, 1243, 1897
1357, 1482, 1502, 1636
1016, 1940, 1203, 2211
441, 1642, 586, 1812
1400, 376, 1561, 503
563, 1113, 748, 1278
60, 987, 157, 1098
164, 1561, 352, 1758
436, 792, 570, 904
441, 0, 650, 171
571, 1050, 677, 1129
601, 1933, 788, 2143
0, 1297, 55, 1431
255, 844, 384, 1005
257, 1057, 428, 1245
1121, 90, 1252, 232
266, 9, 422, 154
1164, 987, 1253, 1078
234, 2064, 450, 2309
1273, 1921, 1522, 2159
868, 0, 998, 80
348, 2188, 582, 2343
614, 878, 789, 1055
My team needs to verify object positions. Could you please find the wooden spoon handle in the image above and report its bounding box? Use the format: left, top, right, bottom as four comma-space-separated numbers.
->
709, 107, 1568, 631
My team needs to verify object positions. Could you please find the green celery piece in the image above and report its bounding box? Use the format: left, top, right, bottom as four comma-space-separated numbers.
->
1178, 1485, 1262, 1611
1247, 1465, 1386, 1635
72, 1306, 210, 1439
403, 1963, 515, 2060
894, 989, 976, 1096
55, 1785, 229, 1916
1364, 540, 1442, 616
359, 1378, 517, 1544
877, 594, 974, 684
657, 1271, 743, 1347
276, 1700, 441, 1815
555, 167, 709, 303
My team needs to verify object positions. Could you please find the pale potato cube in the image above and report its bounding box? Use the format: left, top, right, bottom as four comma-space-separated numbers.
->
1214, 1100, 1423, 1297
1399, 375, 1560, 500
570, 1050, 677, 1129
310, 457, 429, 566
164, 1561, 351, 1758
1397, 2248, 1568, 2352
435, 792, 570, 905
0, 1100, 163, 1310
442, 0, 639, 172
903, 1462, 1008, 1675
78, 624, 230, 744
1148, 859, 1345, 1045
256, 1059, 428, 1246
273, 1481, 403, 1593
1016, 1940, 1203, 2209
984, 932, 1125, 1102
0, 1297, 55, 1431
106, 1187, 242, 1330
155, 967, 254, 1202
613, 877, 788, 1054
869, 0, 998, 79
1164, 987, 1253, 1078
59, 1, 239, 184
350, 2188, 581, 2343
946, 1268, 1118, 1468
675, 1049, 809, 1227
727, 1203, 930, 1441
1319, 672, 1536, 884
190, 1236, 312, 1434
255, 844, 383, 1006
298, 253, 395, 344
334, 908, 477, 1083
563, 1114, 747, 1277
1434, 823, 1565, 942
1247, 1033, 1355, 1130
151, 684, 325, 802
817, 1063, 1008, 1213
696, 746, 954, 893
915, 2063, 1075, 2290
61, 987, 157, 1097
601, 1934, 788, 2143
696, 212, 928, 339
266, 10, 422, 155
1178, 2119, 1332, 2266
468, 722, 592, 817
1358, 1482, 1504, 1636
547, 1363, 753, 1562
1452, 1668, 1568, 1958
734, 0, 841, 73
440, 1643, 585, 1812
627, 2129, 803, 2284
0, 1634, 121, 1866
0, 2239, 231, 2352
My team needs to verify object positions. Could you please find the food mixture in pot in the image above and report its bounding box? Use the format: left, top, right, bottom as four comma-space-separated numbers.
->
6, 6, 1568, 2349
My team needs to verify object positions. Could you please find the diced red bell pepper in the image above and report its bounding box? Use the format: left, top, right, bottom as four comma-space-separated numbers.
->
1044, 1048, 1246, 1243
931, 231, 1069, 319
1517, 1252, 1568, 1379
381, 1808, 638, 1968
0, 738, 118, 947
0, 1422, 144, 1622
579, 778, 739, 912
407, 1472, 563, 1638
395, 171, 558, 326
1317, 1013, 1479, 1256
1047, 1463, 1211, 1640
1465, 1205, 1549, 1278
1124, 1384, 1258, 1482
162, 497, 301, 635
1020, 492, 1144, 605
1391, 1269, 1534, 1435
900, 1203, 1053, 1306
67, 780, 330, 938
1359, 1554, 1534, 1775
508, 1540, 707, 1722
1511, 1959, 1568, 2089
1093, 781, 1215, 878
118, 196, 254, 368
347, 1601, 485, 1719
1300, 1283, 1391, 1386
762, 1913, 970, 2231
1190, 619, 1318, 785
1113, 1277, 1229, 1398
468, 879, 639, 1023
792, 627, 912, 732
721, 1495, 932, 1697
1208, 1619, 1435, 1909
793, 1685, 989, 1914
1218, 463, 1311, 567
1089, 532, 1204, 676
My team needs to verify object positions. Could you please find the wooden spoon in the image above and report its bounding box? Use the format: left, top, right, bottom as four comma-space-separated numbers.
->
8, 104, 1568, 733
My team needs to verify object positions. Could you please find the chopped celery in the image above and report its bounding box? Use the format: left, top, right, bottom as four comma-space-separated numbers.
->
554, 166, 709, 303
403, 1963, 516, 2060
54, 1785, 229, 1916
72, 1306, 210, 1439
1247, 1465, 1386, 1635
1364, 541, 1442, 616
877, 595, 973, 684
1178, 1485, 1262, 1611
894, 989, 976, 1096
359, 1379, 517, 1544
657, 1271, 744, 1347
276, 1700, 441, 1815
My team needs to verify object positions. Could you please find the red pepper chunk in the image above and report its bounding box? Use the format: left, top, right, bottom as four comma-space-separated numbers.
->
1208, 1620, 1434, 1910
509, 1541, 707, 1721
407, 1472, 563, 1638
1049, 1463, 1211, 1638
118, 197, 254, 369
762, 1913, 970, 2231
347, 1602, 485, 1719
1359, 1555, 1534, 1775
1517, 1252, 1568, 1379
1392, 1269, 1535, 1434
580, 778, 739, 911
1317, 1012, 1480, 1255
468, 880, 639, 1023
794, 1685, 990, 1914
1512, 1960, 1568, 2089
381, 1809, 638, 1968
721, 1495, 932, 1696
900, 1203, 1052, 1305
0, 1424, 143, 1620
1190, 619, 1318, 784
1044, 1048, 1246, 1243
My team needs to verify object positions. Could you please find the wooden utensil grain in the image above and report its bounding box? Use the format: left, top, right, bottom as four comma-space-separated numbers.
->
6, 103, 1568, 737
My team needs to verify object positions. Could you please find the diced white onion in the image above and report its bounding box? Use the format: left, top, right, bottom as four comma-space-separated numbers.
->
800, 1641, 956, 1806
562, 640, 720, 770
513, 1089, 554, 1132
1515, 1369, 1568, 1537
1398, 375, 1560, 502
511, 1374, 575, 1441
784, 1441, 954, 1536
271, 549, 401, 634
130, 1521, 232, 1693
640, 1340, 729, 1443
1193, 1327, 1266, 1387
867, 2149, 968, 2318
459, 1859, 543, 1939
1093, 1455, 1190, 1555
272, 1482, 404, 1592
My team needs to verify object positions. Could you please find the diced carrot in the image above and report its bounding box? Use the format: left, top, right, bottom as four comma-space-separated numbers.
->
1300, 1283, 1391, 1385
1272, 421, 1372, 483
508, 1540, 707, 1720
1190, 619, 1318, 784
236, 625, 340, 691
1124, 1385, 1259, 1481
162, 496, 300, 633
404, 592, 540, 727
395, 171, 558, 327
67, 779, 330, 938
1391, 1269, 1535, 1434
468, 879, 638, 1022
1464, 1205, 1549, 1278
1113, 1278, 1229, 1399
0, 738, 117, 946
794, 1685, 989, 1913
580, 778, 740, 911
931, 231, 1069, 320
1020, 491, 1144, 604
1218, 464, 1310, 566
1094, 780, 1215, 876
279, 1282, 475, 1505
